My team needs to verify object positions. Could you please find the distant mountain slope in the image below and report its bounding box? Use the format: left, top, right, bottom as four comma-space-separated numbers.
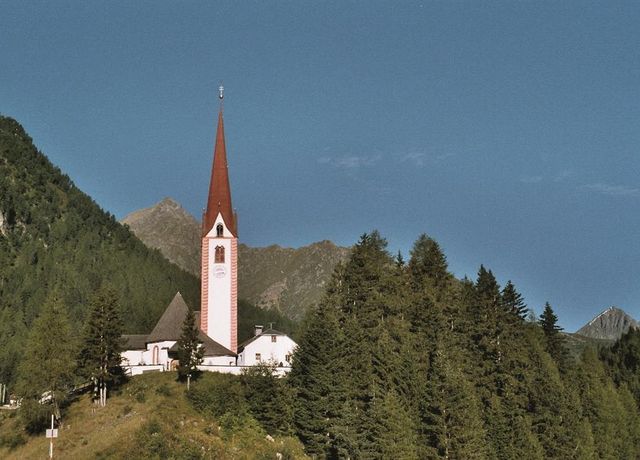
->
121, 199, 350, 320
122, 197, 201, 275
575, 306, 639, 341
238, 240, 350, 320
0, 116, 200, 384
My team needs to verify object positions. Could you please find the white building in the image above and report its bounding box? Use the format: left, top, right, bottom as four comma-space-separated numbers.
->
237, 326, 297, 367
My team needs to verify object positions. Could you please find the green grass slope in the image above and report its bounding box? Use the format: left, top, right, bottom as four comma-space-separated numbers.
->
0, 373, 306, 459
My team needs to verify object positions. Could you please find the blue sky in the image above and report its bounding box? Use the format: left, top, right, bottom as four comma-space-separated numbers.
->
2, 2, 640, 331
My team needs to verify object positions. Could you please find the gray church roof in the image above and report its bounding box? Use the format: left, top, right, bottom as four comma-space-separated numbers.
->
122, 334, 148, 350
146, 292, 190, 342
132, 291, 236, 357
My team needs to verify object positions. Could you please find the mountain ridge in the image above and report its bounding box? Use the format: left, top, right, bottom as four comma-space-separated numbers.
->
121, 198, 350, 320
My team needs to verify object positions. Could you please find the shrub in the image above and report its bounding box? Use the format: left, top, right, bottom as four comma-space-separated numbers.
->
187, 373, 248, 418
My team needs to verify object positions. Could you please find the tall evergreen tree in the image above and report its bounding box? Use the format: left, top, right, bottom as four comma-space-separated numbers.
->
289, 297, 345, 457
501, 280, 528, 320
16, 295, 76, 431
176, 307, 203, 390
78, 287, 124, 407
422, 346, 489, 459
538, 302, 567, 368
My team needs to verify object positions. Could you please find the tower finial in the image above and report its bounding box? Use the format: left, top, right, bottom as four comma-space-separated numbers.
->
219, 85, 224, 100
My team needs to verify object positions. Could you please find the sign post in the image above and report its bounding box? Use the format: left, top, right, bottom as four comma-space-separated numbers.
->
45, 414, 58, 459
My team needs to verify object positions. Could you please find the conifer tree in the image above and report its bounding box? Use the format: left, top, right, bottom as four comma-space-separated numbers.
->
501, 280, 528, 320
408, 233, 451, 300
78, 287, 124, 407
16, 295, 76, 432
176, 307, 203, 390
422, 346, 489, 459
289, 298, 345, 457
538, 302, 567, 368
367, 390, 419, 460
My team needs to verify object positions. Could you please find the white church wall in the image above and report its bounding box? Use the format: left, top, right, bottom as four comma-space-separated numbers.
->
202, 355, 236, 366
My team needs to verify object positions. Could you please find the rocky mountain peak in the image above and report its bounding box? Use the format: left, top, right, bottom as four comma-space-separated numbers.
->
122, 198, 201, 275
575, 306, 639, 341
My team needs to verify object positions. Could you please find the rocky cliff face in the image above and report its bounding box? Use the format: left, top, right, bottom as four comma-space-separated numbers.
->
122, 198, 202, 275
575, 306, 639, 341
121, 198, 350, 320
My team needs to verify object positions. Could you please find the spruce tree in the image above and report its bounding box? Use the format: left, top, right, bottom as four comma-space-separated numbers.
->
408, 233, 451, 300
78, 287, 124, 407
538, 302, 567, 368
501, 280, 528, 320
288, 298, 345, 457
422, 346, 489, 459
16, 295, 76, 432
176, 307, 203, 390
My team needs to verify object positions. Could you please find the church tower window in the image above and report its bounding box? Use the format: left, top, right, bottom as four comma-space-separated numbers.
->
215, 245, 225, 263
216, 224, 224, 237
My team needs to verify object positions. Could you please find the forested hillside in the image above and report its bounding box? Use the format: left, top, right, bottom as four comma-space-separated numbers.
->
289, 232, 640, 458
0, 116, 200, 386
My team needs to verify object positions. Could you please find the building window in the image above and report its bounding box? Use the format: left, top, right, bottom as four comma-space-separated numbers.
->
215, 245, 225, 263
271, 335, 277, 343
255, 353, 262, 362
216, 224, 224, 237
152, 346, 159, 365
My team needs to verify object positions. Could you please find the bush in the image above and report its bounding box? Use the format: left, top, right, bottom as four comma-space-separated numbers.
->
0, 430, 26, 450
187, 373, 248, 418
18, 399, 50, 433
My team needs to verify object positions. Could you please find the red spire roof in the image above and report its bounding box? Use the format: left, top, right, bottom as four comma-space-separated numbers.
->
203, 109, 236, 236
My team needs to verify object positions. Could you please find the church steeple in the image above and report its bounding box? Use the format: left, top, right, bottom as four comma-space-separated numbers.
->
203, 93, 236, 237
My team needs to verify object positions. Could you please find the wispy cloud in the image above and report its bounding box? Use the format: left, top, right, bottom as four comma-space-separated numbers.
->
520, 175, 544, 184
317, 154, 381, 169
581, 182, 640, 197
400, 151, 456, 167
402, 152, 427, 167
553, 170, 574, 183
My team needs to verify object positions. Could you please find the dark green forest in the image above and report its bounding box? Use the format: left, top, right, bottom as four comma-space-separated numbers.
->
288, 232, 640, 459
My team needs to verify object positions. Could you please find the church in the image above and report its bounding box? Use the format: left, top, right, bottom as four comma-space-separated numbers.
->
121, 89, 297, 376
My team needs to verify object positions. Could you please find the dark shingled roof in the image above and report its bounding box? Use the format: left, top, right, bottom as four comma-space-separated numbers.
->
237, 329, 288, 353
146, 292, 190, 342
168, 331, 236, 357
122, 334, 148, 350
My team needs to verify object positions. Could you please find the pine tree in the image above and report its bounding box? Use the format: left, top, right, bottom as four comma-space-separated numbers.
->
501, 280, 528, 320
538, 302, 567, 368
367, 390, 419, 460
288, 299, 345, 457
78, 287, 124, 407
408, 233, 452, 300
16, 295, 76, 432
176, 307, 203, 390
422, 346, 489, 459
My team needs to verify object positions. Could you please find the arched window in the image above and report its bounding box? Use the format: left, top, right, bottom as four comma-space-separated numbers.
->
215, 245, 225, 263
216, 224, 224, 237
152, 346, 159, 365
